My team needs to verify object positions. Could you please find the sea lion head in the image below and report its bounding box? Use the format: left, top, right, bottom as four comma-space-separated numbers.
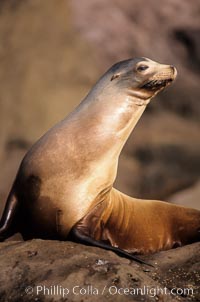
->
104, 57, 177, 105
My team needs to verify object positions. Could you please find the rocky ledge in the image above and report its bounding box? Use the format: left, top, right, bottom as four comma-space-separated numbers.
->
0, 240, 199, 302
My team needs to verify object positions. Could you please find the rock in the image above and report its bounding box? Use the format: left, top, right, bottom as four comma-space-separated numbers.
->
0, 240, 199, 302
115, 112, 200, 199
168, 180, 200, 210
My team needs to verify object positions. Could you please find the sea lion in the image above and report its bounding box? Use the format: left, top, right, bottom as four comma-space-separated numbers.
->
0, 57, 199, 263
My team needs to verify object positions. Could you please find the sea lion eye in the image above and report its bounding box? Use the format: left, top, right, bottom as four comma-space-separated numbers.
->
137, 65, 149, 72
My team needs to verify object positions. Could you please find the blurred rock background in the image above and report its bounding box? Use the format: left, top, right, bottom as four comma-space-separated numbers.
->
0, 0, 199, 217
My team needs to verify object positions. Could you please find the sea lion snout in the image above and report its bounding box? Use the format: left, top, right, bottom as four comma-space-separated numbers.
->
120, 58, 178, 104
138, 62, 177, 92
158, 64, 177, 80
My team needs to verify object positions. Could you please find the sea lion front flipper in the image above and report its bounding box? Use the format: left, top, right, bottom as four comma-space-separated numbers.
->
0, 189, 19, 241
69, 225, 152, 266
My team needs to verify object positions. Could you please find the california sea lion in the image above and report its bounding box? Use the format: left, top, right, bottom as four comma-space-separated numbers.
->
0, 58, 199, 263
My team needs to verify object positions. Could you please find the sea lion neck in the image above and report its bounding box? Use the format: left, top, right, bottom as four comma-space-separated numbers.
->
64, 93, 147, 159
69, 89, 147, 130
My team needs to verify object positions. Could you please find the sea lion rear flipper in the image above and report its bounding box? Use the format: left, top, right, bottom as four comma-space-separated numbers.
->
0, 190, 19, 241
69, 224, 153, 267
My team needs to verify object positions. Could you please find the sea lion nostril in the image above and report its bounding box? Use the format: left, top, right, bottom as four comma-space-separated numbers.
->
170, 66, 175, 74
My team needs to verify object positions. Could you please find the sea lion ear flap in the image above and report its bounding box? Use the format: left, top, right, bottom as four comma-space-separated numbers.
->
110, 74, 120, 81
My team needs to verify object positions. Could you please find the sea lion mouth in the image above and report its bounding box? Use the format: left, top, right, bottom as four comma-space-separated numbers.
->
140, 78, 173, 91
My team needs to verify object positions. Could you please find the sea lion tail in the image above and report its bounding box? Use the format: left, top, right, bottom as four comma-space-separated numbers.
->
0, 189, 19, 241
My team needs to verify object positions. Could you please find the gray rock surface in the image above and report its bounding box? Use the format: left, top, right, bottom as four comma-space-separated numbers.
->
0, 240, 199, 302
169, 181, 200, 210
